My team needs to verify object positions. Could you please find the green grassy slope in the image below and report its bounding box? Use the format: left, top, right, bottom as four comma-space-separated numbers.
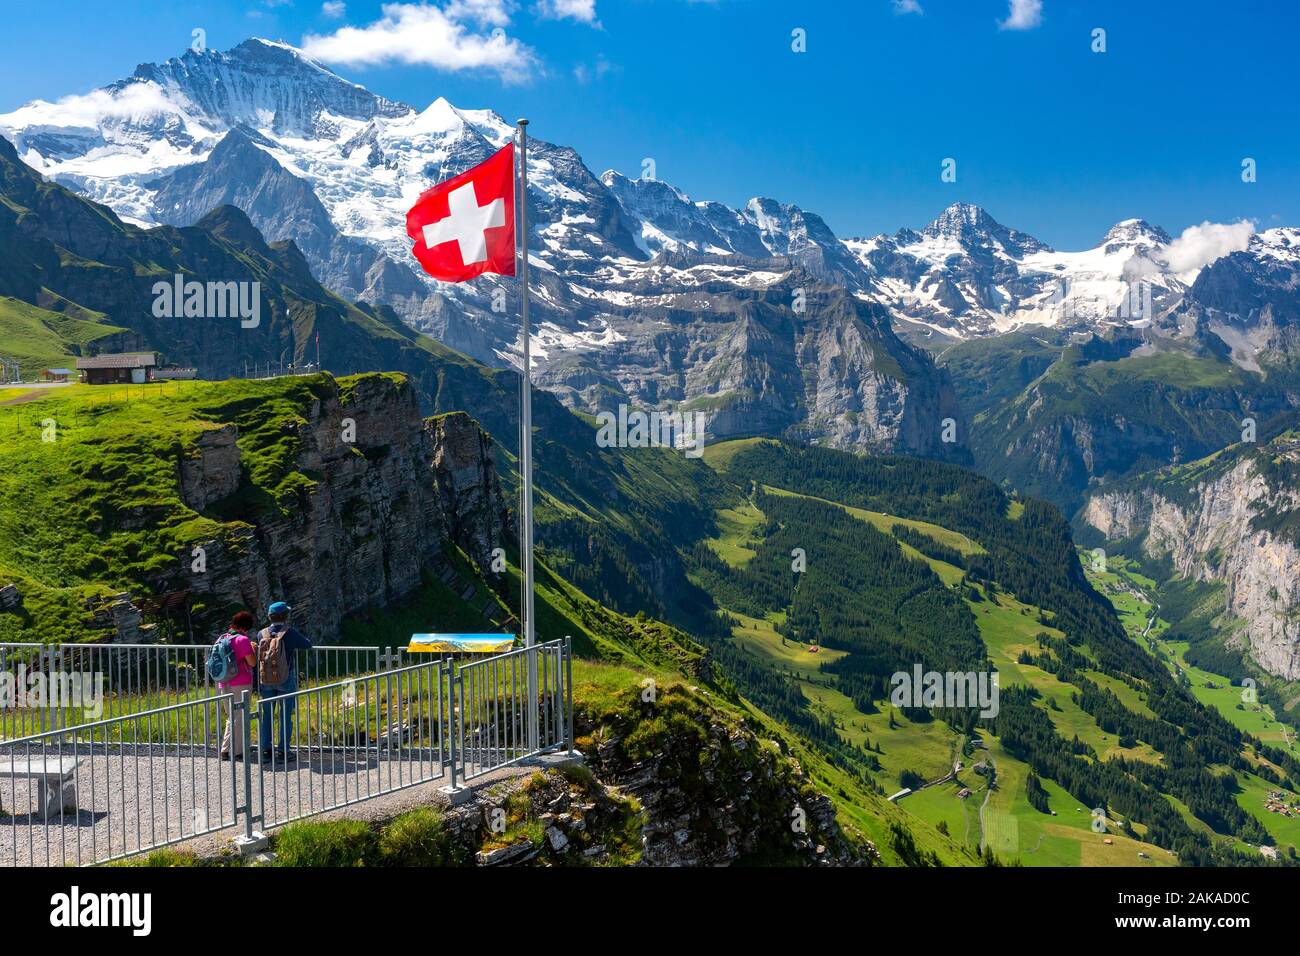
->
938, 331, 1294, 512
695, 468, 1170, 864
679, 437, 1300, 866
1085, 552, 1300, 857
0, 296, 124, 374
0, 374, 407, 641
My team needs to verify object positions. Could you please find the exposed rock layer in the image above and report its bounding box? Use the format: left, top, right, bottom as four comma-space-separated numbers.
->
1081, 452, 1300, 679
163, 375, 509, 642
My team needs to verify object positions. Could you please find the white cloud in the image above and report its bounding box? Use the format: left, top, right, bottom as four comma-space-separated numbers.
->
300, 2, 538, 83
999, 0, 1042, 30
535, 0, 597, 23
445, 0, 516, 26
0, 82, 182, 132
1161, 220, 1256, 274
892, 0, 922, 15
321, 1, 347, 17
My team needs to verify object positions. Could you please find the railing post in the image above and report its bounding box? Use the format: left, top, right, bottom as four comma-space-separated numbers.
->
565, 636, 575, 755
527, 642, 539, 755
234, 690, 267, 856
239, 691, 253, 841
439, 662, 469, 805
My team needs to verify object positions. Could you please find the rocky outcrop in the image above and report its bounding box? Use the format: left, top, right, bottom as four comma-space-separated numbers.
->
577, 685, 876, 866
84, 592, 152, 643
164, 373, 508, 642
1081, 449, 1300, 678
440, 685, 878, 867
466, 767, 644, 867
426, 412, 512, 570
178, 424, 241, 511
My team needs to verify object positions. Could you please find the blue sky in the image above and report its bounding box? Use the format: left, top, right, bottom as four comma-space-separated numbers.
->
1, 0, 1297, 248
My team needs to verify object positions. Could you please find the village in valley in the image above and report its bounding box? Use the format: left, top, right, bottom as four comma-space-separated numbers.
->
1264, 790, 1300, 819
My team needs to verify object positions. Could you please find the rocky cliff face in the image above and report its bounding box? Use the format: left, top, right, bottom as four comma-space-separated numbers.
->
576, 685, 875, 866
165, 374, 509, 642
536, 277, 966, 460
964, 330, 1294, 511
1080, 449, 1300, 679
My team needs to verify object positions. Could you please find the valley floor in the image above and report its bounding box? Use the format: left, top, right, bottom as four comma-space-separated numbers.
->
1084, 554, 1300, 857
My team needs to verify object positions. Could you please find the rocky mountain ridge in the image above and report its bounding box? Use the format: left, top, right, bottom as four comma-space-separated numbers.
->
9, 38, 1293, 460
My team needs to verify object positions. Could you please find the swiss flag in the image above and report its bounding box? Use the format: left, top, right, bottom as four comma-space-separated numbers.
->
406, 142, 516, 282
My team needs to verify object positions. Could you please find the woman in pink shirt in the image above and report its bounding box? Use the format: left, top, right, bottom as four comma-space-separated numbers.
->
219, 611, 259, 761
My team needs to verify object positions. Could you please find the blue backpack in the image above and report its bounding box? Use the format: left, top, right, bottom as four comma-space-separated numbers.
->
207, 632, 240, 683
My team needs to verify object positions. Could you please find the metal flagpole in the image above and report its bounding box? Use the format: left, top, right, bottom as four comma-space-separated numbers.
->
517, 118, 540, 753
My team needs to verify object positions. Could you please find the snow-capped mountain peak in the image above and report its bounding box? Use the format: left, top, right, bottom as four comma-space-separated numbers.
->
0, 34, 1290, 367
918, 202, 1051, 256
124, 37, 413, 134
840, 205, 1204, 339
922, 201, 994, 237
1099, 218, 1172, 254
600, 170, 692, 206
1248, 227, 1300, 265
407, 96, 513, 144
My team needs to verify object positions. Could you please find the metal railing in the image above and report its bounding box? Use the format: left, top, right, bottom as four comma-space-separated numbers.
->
0, 642, 399, 739
0, 694, 237, 867
251, 661, 449, 830
458, 639, 570, 781
0, 639, 573, 866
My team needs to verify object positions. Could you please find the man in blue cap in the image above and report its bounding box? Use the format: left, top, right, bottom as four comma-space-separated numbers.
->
256, 601, 314, 764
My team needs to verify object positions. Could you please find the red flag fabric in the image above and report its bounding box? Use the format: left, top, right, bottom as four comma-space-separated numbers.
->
406, 142, 516, 282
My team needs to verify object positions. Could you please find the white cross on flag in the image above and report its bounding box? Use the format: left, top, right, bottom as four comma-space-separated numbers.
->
405, 142, 515, 281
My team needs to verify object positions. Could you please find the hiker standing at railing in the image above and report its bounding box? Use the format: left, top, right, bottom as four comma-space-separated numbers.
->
212, 612, 258, 761
256, 602, 313, 764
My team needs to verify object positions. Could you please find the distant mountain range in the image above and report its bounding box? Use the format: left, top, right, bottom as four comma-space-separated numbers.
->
6, 37, 1298, 464
6, 33, 1300, 526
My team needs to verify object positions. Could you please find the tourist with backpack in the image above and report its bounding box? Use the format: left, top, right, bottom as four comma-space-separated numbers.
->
209, 611, 258, 761
256, 601, 314, 764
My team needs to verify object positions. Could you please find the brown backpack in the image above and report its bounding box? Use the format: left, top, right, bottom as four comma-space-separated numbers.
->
257, 626, 291, 686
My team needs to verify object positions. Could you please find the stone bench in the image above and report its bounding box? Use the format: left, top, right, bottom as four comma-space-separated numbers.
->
0, 756, 81, 818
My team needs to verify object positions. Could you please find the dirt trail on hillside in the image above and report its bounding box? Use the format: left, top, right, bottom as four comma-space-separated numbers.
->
0, 388, 58, 405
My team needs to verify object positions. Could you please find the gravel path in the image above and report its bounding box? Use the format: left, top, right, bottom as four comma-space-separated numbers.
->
0, 742, 528, 866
